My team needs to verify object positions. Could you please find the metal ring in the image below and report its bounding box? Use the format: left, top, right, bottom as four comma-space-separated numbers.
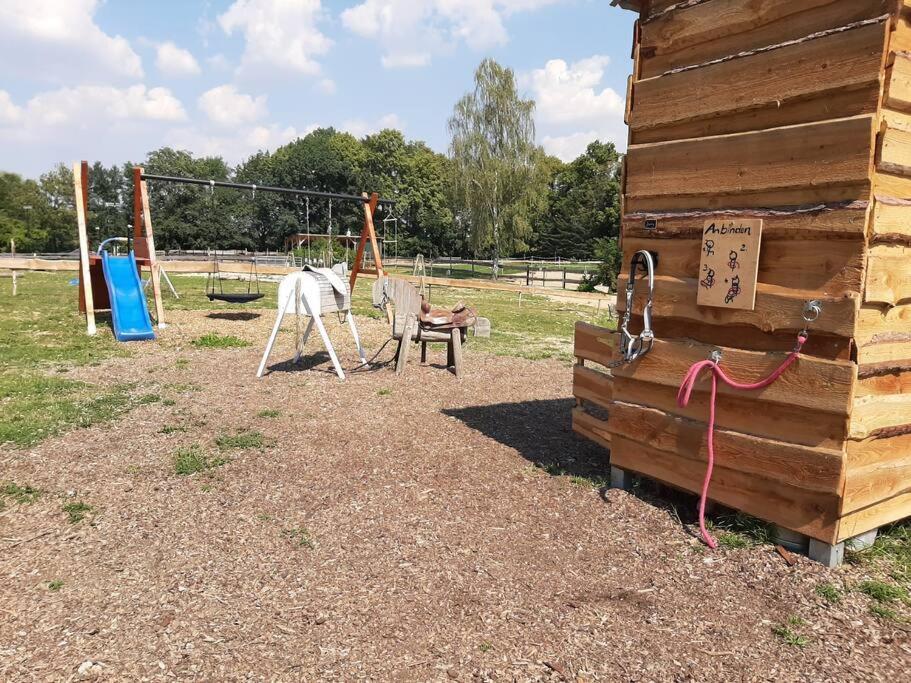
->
802, 299, 821, 323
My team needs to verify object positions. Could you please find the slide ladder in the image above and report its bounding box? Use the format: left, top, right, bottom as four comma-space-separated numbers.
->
101, 250, 156, 342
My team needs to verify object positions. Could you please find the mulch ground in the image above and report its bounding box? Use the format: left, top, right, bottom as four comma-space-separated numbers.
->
1, 309, 909, 681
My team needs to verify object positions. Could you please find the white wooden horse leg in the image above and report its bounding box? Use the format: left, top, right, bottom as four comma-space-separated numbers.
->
311, 313, 345, 380
346, 311, 368, 365
257, 305, 288, 378
294, 318, 315, 364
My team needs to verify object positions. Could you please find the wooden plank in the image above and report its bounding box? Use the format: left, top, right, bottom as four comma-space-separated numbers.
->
623, 314, 852, 360
638, 0, 891, 79
877, 123, 911, 176
573, 364, 614, 410
0, 258, 79, 272
854, 362, 911, 439
625, 116, 876, 201
572, 408, 611, 450
610, 337, 856, 414
616, 274, 858, 337
838, 491, 911, 541
622, 236, 865, 296
864, 243, 911, 304
73, 162, 96, 336
139, 177, 165, 327
856, 302, 911, 364
632, 21, 888, 131
871, 196, 911, 238
611, 435, 840, 543
622, 205, 869, 240
613, 375, 848, 448
574, 322, 619, 368
633, 83, 881, 145
884, 52, 911, 111
609, 400, 844, 494
625, 182, 871, 214
844, 433, 911, 515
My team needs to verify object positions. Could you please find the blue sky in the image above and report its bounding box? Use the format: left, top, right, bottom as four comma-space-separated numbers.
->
0, 0, 635, 178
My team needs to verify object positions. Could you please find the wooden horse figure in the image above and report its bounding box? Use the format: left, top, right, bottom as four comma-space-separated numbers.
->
257, 265, 367, 380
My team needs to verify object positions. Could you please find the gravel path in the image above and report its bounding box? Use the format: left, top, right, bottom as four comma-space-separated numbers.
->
1, 309, 909, 681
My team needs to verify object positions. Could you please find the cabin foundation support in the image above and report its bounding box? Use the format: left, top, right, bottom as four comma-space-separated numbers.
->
610, 466, 634, 491
808, 539, 845, 569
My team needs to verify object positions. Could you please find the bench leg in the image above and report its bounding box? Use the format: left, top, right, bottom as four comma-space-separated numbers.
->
420, 342, 427, 365
450, 328, 463, 378
396, 313, 417, 375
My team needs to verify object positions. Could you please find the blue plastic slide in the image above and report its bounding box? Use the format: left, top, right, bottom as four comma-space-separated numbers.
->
101, 250, 156, 342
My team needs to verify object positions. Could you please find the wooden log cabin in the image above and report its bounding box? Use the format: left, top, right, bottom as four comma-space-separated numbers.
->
573, 0, 911, 564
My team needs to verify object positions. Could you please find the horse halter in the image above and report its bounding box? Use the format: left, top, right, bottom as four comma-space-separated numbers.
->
618, 249, 656, 364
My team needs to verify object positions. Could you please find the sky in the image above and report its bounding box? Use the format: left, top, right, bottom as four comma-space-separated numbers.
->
0, 0, 636, 179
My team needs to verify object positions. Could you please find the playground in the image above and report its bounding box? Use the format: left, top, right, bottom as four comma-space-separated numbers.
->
1, 273, 910, 681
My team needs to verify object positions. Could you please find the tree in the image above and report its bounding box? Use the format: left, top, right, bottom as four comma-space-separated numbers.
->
534, 141, 622, 260
449, 59, 543, 275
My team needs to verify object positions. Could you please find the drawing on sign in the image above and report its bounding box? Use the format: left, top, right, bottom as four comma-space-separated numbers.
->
700, 266, 715, 290
696, 218, 763, 311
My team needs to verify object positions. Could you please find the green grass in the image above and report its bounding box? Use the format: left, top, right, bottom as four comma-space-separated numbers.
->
48, 579, 64, 591
283, 527, 315, 549
1, 482, 42, 505
158, 424, 187, 434
191, 333, 251, 349
707, 511, 773, 549
815, 582, 842, 604
870, 603, 898, 620
858, 580, 908, 604
377, 388, 392, 396
137, 393, 161, 404
62, 501, 93, 524
175, 358, 189, 369
257, 409, 280, 418
173, 445, 229, 476
847, 522, 911, 587
215, 429, 264, 450
771, 623, 809, 648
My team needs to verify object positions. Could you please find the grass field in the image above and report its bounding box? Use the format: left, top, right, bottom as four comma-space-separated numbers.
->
0, 271, 614, 446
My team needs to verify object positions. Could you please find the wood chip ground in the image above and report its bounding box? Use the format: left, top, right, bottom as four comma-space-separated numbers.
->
1, 310, 909, 681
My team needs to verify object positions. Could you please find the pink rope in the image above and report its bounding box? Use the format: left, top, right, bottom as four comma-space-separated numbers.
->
676, 335, 807, 548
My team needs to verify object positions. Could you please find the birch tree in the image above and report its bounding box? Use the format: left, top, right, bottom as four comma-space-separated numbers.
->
449, 59, 540, 276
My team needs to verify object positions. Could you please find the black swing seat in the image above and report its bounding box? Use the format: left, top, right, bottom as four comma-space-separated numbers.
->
207, 292, 265, 304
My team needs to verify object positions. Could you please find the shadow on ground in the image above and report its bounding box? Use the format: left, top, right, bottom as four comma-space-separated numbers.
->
443, 398, 702, 524
206, 312, 262, 321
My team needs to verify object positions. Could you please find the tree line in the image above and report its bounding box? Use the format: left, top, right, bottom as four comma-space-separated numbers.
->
0, 60, 622, 288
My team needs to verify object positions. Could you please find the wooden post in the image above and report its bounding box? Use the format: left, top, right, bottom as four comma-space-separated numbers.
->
10, 239, 16, 296
138, 171, 166, 327
74, 161, 96, 335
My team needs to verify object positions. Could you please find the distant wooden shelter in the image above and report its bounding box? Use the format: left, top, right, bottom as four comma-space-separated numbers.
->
574, 0, 911, 564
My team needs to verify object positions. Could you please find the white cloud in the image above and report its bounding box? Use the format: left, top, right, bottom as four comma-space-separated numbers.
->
165, 123, 316, 163
155, 42, 201, 77
207, 53, 232, 71
525, 55, 626, 160
317, 78, 336, 95
341, 0, 560, 68
341, 113, 402, 138
218, 0, 332, 77
0, 91, 24, 125
0, 0, 143, 82
198, 85, 267, 127
15, 85, 186, 128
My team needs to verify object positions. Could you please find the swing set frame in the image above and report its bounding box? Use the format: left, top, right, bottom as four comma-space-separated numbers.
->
76, 162, 393, 336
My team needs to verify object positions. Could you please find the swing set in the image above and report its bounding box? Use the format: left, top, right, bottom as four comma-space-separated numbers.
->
75, 161, 394, 336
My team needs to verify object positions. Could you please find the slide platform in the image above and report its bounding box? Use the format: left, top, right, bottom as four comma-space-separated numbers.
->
101, 250, 156, 342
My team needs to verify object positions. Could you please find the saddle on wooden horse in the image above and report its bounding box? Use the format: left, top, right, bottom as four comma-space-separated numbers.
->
419, 299, 477, 331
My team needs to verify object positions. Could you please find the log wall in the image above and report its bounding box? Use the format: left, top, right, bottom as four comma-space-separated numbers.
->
578, 0, 911, 544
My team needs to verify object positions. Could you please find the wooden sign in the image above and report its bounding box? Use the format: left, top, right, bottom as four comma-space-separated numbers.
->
696, 218, 763, 310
